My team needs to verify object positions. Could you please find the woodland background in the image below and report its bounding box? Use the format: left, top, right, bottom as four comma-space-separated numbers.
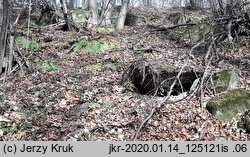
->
0, 0, 250, 141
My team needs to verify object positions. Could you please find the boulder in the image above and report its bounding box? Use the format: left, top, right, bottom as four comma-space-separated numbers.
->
214, 70, 240, 93
168, 12, 189, 25
183, 24, 209, 43
206, 89, 250, 122
168, 12, 206, 25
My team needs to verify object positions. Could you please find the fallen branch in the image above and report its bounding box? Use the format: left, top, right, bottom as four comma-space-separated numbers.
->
132, 63, 188, 140
132, 46, 163, 53
151, 23, 197, 32
41, 22, 66, 29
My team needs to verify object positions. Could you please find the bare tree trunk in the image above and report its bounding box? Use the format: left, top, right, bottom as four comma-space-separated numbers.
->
217, 0, 225, 14
209, 0, 220, 15
82, 0, 88, 9
88, 0, 98, 28
0, 0, 2, 27
187, 0, 201, 8
68, 0, 74, 9
60, 0, 76, 31
190, 0, 196, 7
161, 0, 164, 8
116, 0, 129, 30
0, 0, 9, 74
143, 0, 150, 6
100, 0, 113, 26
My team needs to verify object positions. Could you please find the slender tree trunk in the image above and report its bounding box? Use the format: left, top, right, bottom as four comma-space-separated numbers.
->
82, 0, 88, 9
60, 0, 76, 31
218, 0, 225, 15
88, 0, 98, 28
143, 0, 150, 6
189, 0, 201, 8
68, 0, 74, 9
190, 0, 196, 7
116, 0, 129, 30
100, 0, 113, 26
0, 0, 2, 22
209, 0, 219, 15
0, 0, 9, 74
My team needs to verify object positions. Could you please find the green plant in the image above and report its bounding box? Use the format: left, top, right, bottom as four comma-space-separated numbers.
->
74, 39, 86, 52
66, 35, 75, 43
89, 63, 103, 72
0, 120, 20, 134
89, 102, 110, 112
50, 93, 65, 102
30, 59, 60, 72
97, 27, 115, 33
85, 38, 115, 53
41, 61, 59, 72
89, 103, 101, 109
22, 123, 33, 129
0, 103, 10, 114
16, 36, 40, 51
74, 37, 116, 53
106, 59, 121, 71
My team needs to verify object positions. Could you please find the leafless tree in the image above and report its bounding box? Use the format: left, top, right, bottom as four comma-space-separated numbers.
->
88, 0, 98, 28
0, 0, 10, 75
0, 0, 2, 26
99, 0, 113, 26
82, 0, 88, 9
60, 0, 77, 31
143, 0, 151, 6
116, 0, 129, 29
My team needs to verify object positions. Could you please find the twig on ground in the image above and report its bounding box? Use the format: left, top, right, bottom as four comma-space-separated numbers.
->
152, 23, 197, 32
132, 63, 188, 140
133, 46, 163, 53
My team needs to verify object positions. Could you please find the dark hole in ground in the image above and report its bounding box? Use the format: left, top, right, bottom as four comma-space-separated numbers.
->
156, 73, 198, 96
127, 61, 201, 97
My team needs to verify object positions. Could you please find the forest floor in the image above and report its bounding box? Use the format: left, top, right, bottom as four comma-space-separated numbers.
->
0, 9, 250, 141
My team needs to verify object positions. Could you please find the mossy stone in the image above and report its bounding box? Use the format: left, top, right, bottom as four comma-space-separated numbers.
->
183, 24, 209, 43
168, 12, 188, 25
206, 89, 250, 122
214, 70, 240, 93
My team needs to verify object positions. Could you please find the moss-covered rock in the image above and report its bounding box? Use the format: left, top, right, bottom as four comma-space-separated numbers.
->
168, 12, 207, 25
168, 12, 188, 25
183, 24, 209, 43
206, 89, 250, 122
214, 70, 240, 93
